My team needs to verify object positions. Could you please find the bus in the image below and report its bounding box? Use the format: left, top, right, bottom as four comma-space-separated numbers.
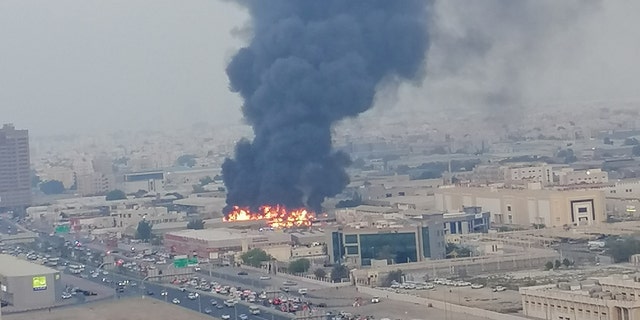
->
68, 264, 84, 274
46, 257, 60, 266
249, 306, 260, 315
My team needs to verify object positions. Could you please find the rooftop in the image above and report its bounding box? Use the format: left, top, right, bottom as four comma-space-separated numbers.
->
166, 228, 291, 242
0, 254, 58, 277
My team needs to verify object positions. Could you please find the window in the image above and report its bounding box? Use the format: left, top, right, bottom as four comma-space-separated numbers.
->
344, 235, 358, 244
578, 207, 588, 213
507, 205, 512, 212
345, 246, 358, 255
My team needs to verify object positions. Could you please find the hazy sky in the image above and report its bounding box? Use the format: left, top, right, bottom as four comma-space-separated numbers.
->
2, 1, 640, 136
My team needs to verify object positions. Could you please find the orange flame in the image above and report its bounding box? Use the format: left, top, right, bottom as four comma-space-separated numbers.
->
223, 205, 315, 228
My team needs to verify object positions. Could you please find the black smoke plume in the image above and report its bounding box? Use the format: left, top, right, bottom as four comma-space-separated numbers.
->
222, 0, 430, 213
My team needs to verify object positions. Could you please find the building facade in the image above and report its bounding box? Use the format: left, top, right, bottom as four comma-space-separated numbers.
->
326, 217, 446, 267
164, 228, 292, 261
521, 276, 640, 320
442, 206, 491, 235
0, 255, 62, 309
435, 186, 606, 227
0, 124, 31, 211
76, 172, 115, 196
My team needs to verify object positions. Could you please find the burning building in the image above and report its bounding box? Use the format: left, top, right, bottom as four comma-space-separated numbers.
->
223, 205, 314, 228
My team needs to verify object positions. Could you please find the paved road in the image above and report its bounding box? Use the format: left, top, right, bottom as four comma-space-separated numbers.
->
11, 234, 294, 320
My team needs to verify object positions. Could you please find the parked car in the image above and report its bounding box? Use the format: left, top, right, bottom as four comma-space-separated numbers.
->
172, 298, 181, 304
371, 297, 380, 303
259, 276, 271, 280
221, 315, 231, 320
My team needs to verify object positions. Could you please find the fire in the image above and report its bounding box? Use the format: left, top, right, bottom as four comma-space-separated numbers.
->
224, 205, 315, 228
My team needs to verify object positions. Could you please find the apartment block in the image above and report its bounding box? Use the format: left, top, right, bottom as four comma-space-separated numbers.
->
0, 124, 31, 210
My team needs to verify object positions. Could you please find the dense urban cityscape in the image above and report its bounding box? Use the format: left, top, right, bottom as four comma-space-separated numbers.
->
2, 1, 640, 320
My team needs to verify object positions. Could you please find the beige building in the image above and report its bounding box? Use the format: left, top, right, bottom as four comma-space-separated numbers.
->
521, 276, 640, 320
76, 172, 115, 196
40, 166, 75, 189
504, 163, 553, 185
164, 228, 292, 261
435, 186, 605, 227
557, 168, 609, 186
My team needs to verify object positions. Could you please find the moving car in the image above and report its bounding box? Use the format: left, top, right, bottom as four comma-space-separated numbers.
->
239, 314, 249, 320
371, 297, 380, 303
259, 276, 271, 280
492, 286, 506, 292
221, 315, 231, 320
61, 292, 72, 299
172, 298, 181, 304
249, 306, 260, 315
204, 308, 212, 314
471, 284, 484, 289
237, 271, 248, 276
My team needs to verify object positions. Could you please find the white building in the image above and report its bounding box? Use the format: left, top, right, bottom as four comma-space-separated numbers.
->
556, 168, 609, 186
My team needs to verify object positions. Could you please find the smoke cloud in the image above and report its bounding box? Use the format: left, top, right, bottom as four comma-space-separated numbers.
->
222, 0, 430, 213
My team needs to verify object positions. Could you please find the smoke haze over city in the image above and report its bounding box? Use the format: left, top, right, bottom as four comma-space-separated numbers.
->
0, 0, 639, 136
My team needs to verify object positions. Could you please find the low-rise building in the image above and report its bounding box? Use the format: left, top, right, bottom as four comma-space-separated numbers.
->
0, 254, 63, 309
326, 215, 446, 267
164, 228, 292, 261
435, 185, 606, 227
521, 275, 640, 320
556, 168, 609, 186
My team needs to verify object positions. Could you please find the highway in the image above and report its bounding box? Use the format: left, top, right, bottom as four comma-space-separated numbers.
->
0, 218, 294, 320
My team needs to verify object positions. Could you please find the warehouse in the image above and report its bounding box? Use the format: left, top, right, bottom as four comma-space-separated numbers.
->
0, 254, 62, 309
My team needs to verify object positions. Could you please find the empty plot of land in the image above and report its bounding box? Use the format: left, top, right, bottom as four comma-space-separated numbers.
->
4, 297, 218, 320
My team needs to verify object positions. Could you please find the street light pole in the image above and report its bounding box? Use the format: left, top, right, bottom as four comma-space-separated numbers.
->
198, 294, 202, 313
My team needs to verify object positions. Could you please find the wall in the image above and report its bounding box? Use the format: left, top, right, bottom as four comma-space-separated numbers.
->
435, 187, 606, 227
357, 286, 530, 320
2, 272, 60, 309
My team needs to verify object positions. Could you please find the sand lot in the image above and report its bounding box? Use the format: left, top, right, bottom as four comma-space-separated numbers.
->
4, 297, 219, 320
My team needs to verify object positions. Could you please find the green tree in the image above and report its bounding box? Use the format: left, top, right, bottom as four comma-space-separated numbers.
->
313, 268, 327, 279
562, 258, 572, 268
187, 219, 205, 230
240, 248, 271, 267
192, 185, 206, 193
288, 258, 311, 273
624, 138, 640, 146
106, 189, 127, 201
544, 261, 554, 270
31, 173, 41, 188
176, 154, 197, 168
381, 269, 403, 287
446, 243, 471, 259
40, 180, 65, 195
199, 176, 214, 186
135, 220, 152, 241
606, 236, 640, 263
330, 264, 350, 283
554, 260, 562, 269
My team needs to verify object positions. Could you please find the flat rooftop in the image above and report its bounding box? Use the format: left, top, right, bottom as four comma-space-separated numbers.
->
166, 228, 291, 243
0, 254, 58, 277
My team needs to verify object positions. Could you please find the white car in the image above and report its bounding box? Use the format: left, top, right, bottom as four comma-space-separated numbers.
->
371, 297, 380, 303
161, 290, 168, 296
259, 276, 271, 280
221, 315, 231, 320
61, 292, 72, 299
172, 298, 181, 304
471, 284, 484, 289
492, 286, 506, 292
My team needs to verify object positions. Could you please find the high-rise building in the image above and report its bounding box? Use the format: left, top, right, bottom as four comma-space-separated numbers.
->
0, 124, 31, 211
